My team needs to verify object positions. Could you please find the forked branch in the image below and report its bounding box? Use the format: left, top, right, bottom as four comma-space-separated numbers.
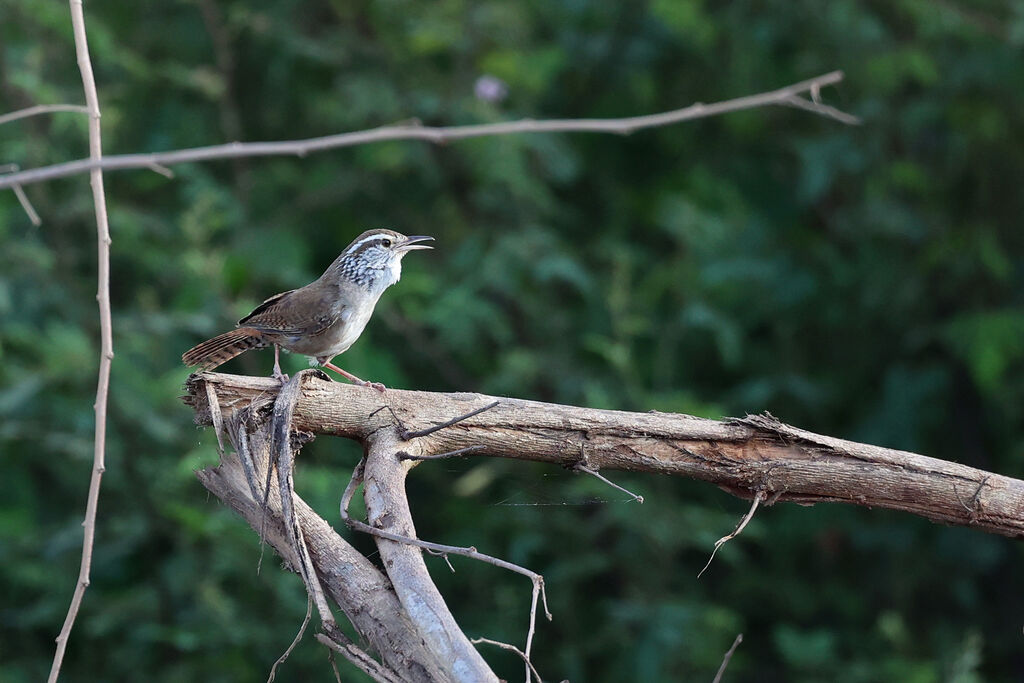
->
196, 408, 447, 682
185, 373, 1024, 539
184, 372, 1024, 682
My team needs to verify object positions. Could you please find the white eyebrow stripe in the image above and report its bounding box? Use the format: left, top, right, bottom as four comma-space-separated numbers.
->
344, 233, 388, 254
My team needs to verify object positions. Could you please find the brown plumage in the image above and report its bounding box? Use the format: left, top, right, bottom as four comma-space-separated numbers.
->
181, 229, 434, 387
181, 327, 267, 371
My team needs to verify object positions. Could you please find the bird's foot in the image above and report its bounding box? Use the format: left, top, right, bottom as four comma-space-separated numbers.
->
272, 345, 289, 384
322, 361, 386, 392
358, 380, 387, 393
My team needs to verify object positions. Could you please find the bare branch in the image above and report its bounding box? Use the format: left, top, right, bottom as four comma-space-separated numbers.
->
146, 161, 174, 178
0, 103, 88, 126
1, 166, 42, 227
360, 432, 500, 682
574, 455, 645, 504
316, 627, 406, 683
780, 94, 861, 125
343, 503, 552, 678
341, 446, 553, 676
471, 638, 545, 683
0, 71, 856, 189
197, 412, 446, 681
185, 374, 1024, 539
12, 184, 41, 226
48, 2, 113, 681
711, 633, 743, 683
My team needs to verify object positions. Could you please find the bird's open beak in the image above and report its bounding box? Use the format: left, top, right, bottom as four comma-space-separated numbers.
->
398, 235, 435, 252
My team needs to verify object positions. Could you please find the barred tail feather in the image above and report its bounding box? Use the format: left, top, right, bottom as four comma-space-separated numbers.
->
182, 327, 266, 371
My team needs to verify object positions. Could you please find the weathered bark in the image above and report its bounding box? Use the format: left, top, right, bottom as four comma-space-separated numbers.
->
361, 429, 500, 683
186, 372, 1024, 538
196, 411, 449, 682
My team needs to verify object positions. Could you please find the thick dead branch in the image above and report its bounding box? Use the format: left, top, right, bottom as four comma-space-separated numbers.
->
196, 411, 447, 682
360, 430, 501, 683
185, 373, 1024, 538
0, 71, 855, 189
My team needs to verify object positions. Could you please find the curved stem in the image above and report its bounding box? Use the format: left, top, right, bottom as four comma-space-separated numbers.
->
48, 2, 113, 681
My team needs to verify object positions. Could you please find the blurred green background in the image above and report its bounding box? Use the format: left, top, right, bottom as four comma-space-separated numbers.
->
3, 1, 1024, 681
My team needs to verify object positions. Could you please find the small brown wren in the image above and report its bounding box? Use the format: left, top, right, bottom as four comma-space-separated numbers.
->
182, 228, 433, 390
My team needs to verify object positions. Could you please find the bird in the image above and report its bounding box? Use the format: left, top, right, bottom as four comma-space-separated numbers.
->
182, 228, 433, 390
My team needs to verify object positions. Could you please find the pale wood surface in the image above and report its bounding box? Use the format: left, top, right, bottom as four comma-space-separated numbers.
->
186, 372, 1024, 538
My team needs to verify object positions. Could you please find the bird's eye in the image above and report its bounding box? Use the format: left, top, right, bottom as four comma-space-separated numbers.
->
381, 238, 392, 248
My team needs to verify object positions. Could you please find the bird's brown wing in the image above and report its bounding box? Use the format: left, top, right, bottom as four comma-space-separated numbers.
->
237, 288, 341, 339
238, 290, 295, 327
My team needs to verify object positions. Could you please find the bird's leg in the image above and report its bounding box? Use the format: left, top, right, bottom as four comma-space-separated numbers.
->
272, 345, 289, 384
322, 360, 386, 393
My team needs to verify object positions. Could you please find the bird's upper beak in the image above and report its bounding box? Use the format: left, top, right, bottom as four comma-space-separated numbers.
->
398, 235, 435, 252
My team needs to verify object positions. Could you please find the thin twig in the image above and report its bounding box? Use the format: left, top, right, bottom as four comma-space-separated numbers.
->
267, 595, 312, 683
48, 2, 113, 681
399, 444, 485, 461
341, 459, 552, 678
326, 650, 342, 683
427, 548, 456, 573
146, 161, 174, 178
0, 103, 88, 126
471, 637, 545, 683
1, 165, 42, 225
349, 515, 551, 679
780, 94, 861, 126
952, 475, 990, 523
711, 633, 743, 683
339, 458, 366, 523
575, 462, 644, 504
401, 401, 500, 439
342, 472, 549, 608
0, 71, 855, 189
698, 492, 765, 579
12, 184, 42, 226
316, 626, 404, 683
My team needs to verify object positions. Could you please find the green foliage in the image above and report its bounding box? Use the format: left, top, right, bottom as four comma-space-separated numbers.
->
3, 1, 1024, 681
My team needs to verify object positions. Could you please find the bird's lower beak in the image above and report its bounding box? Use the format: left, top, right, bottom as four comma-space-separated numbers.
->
399, 235, 435, 251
